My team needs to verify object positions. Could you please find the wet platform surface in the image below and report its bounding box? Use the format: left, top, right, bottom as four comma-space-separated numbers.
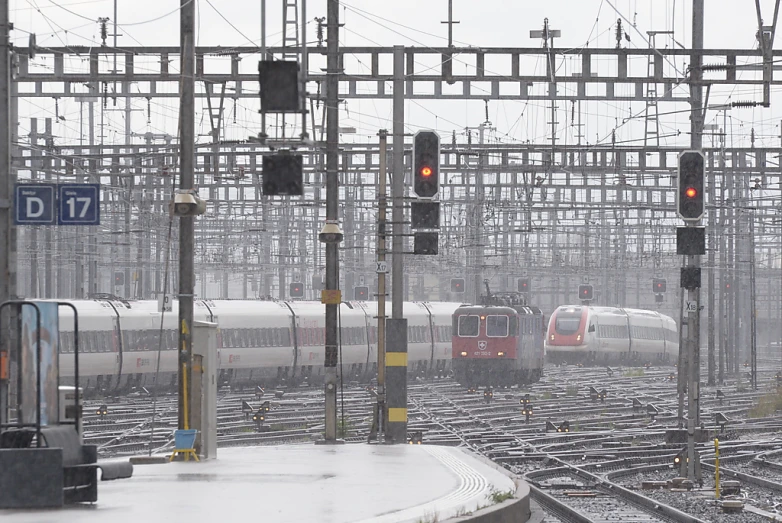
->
1, 443, 517, 523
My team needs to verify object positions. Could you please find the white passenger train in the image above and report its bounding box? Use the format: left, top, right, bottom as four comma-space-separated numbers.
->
545, 305, 679, 365
52, 298, 464, 392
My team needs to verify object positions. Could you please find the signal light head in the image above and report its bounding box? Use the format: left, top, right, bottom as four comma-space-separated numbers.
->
685, 187, 697, 198
420, 166, 433, 177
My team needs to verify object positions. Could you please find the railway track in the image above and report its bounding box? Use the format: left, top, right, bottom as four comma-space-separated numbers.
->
78, 363, 782, 521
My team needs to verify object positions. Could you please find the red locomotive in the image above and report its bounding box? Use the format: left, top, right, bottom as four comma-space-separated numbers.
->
451, 303, 544, 387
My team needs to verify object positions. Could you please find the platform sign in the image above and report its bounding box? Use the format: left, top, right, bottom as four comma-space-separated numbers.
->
15, 184, 55, 225
321, 289, 342, 305
158, 293, 173, 313
58, 184, 100, 225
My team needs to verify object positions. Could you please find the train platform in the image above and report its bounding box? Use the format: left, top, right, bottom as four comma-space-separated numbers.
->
0, 443, 532, 523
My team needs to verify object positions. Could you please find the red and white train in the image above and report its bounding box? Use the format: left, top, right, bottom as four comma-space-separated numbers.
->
451, 304, 545, 386
52, 298, 463, 393
545, 305, 678, 365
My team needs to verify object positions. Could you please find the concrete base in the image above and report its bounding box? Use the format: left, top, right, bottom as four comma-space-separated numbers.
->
0, 448, 64, 509
0, 444, 528, 523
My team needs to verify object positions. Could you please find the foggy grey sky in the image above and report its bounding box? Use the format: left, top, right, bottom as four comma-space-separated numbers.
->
9, 1, 782, 149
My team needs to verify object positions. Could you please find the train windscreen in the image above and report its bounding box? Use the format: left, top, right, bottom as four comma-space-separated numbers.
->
486, 315, 509, 337
457, 315, 479, 337
555, 308, 582, 335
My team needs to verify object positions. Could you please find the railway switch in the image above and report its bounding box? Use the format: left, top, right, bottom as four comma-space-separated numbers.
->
716, 390, 725, 405
483, 388, 494, 404
252, 409, 266, 431
715, 412, 729, 433
521, 405, 533, 423
241, 400, 253, 420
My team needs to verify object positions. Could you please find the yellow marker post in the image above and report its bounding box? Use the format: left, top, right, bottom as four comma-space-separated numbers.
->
715, 438, 720, 499
182, 361, 189, 431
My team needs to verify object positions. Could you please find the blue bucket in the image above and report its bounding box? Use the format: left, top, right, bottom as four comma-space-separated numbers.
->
174, 429, 197, 449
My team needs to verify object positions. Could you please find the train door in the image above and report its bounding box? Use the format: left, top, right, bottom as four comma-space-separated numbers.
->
420, 302, 436, 375
358, 303, 375, 381
111, 314, 123, 391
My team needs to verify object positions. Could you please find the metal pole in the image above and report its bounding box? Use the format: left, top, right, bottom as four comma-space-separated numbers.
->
178, 0, 196, 431
707, 149, 716, 386
0, 0, 12, 427
718, 122, 726, 385
687, 0, 704, 482
392, 45, 405, 321
376, 129, 388, 442
750, 215, 757, 390
323, 0, 339, 442
387, 45, 408, 444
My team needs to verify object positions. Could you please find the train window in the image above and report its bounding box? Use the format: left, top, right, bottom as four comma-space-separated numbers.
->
487, 315, 509, 337
281, 328, 291, 346
148, 329, 160, 351
508, 316, 518, 336
555, 310, 582, 335
457, 315, 479, 337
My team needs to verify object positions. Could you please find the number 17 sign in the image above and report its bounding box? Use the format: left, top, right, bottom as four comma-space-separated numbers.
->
58, 184, 100, 225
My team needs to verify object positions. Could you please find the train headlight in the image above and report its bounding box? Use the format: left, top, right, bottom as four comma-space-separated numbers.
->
497, 351, 505, 357
550, 334, 555, 341
460, 351, 468, 357
576, 334, 582, 342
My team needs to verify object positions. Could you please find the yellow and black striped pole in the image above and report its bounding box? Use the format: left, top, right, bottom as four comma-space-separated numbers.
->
386, 318, 407, 443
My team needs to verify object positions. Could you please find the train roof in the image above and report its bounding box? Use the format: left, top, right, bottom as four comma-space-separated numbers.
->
553, 304, 676, 322
454, 305, 518, 315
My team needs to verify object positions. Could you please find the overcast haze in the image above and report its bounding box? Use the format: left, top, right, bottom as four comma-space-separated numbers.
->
9, 1, 782, 149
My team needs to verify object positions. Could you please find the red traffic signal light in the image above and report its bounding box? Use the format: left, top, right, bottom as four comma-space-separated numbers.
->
578, 284, 593, 300
450, 278, 465, 293
289, 282, 304, 298
517, 278, 530, 293
413, 131, 440, 198
677, 151, 705, 221
653, 278, 666, 293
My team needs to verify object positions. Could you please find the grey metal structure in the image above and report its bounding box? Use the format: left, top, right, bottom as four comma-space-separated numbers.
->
4, 32, 782, 398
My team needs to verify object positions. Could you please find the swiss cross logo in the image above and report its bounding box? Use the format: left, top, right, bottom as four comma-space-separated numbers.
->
478, 341, 487, 350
